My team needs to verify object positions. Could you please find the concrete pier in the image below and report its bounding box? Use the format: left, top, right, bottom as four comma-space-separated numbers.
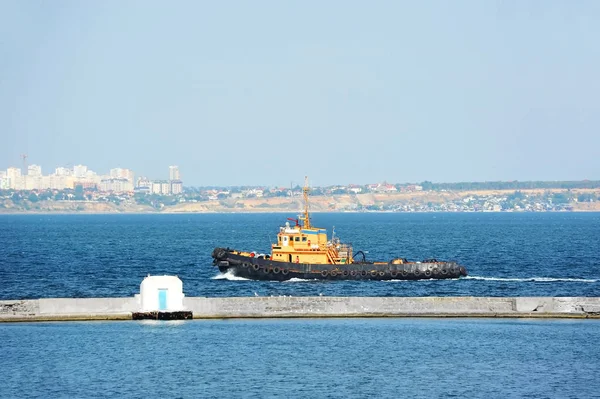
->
1, 296, 600, 322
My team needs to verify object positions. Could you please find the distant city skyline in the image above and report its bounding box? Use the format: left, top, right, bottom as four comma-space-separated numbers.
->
0, 162, 182, 194
1, 2, 599, 186
0, 156, 598, 188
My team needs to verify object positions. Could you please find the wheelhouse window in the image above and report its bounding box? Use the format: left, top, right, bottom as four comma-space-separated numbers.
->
302, 237, 307, 242
294, 236, 300, 242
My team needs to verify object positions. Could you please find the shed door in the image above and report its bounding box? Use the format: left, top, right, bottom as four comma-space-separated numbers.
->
158, 289, 168, 310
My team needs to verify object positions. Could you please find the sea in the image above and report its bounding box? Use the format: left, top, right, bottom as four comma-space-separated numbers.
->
1, 212, 600, 398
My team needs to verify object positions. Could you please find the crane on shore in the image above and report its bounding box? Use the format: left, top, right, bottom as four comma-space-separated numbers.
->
20, 154, 28, 175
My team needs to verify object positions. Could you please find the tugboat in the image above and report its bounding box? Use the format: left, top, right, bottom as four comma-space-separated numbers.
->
211, 178, 468, 281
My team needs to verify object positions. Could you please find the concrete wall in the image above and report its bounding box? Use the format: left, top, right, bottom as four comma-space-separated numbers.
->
1, 297, 600, 322
38, 297, 138, 316
183, 296, 600, 318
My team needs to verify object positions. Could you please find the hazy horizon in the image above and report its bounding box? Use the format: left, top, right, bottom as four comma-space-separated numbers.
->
2, 1, 599, 186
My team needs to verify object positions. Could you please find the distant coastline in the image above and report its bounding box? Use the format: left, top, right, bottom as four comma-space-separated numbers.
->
2, 188, 599, 214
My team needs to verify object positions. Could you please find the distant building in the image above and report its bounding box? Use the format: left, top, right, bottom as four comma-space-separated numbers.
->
134, 186, 151, 193
137, 176, 152, 189
76, 181, 98, 190
348, 184, 363, 194
0, 171, 9, 189
169, 166, 180, 181
55, 167, 72, 176
73, 165, 88, 178
99, 178, 133, 193
43, 175, 74, 190
151, 182, 162, 194
160, 181, 171, 195
24, 175, 42, 190
170, 180, 183, 195
151, 180, 171, 195
242, 188, 264, 198
6, 167, 23, 189
28, 164, 42, 177
110, 168, 135, 182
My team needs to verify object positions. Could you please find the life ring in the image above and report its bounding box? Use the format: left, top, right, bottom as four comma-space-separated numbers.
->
252, 264, 260, 271
330, 270, 338, 277
281, 269, 289, 275
273, 267, 280, 274
370, 270, 377, 277
424, 270, 432, 277
361, 270, 368, 277
321, 270, 329, 277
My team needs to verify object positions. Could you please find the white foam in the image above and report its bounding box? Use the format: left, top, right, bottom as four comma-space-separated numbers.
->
211, 270, 251, 281
465, 276, 597, 283
383, 277, 462, 283
283, 277, 317, 282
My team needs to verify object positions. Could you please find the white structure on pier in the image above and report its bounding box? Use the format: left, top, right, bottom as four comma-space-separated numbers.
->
138, 275, 185, 312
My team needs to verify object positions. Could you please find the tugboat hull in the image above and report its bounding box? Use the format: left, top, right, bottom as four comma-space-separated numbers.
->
212, 248, 467, 281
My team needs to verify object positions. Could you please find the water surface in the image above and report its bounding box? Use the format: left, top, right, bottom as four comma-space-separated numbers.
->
1, 318, 598, 398
1, 212, 599, 298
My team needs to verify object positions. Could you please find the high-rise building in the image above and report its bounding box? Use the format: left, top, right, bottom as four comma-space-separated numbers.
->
171, 180, 183, 195
55, 167, 72, 176
110, 168, 135, 182
6, 167, 23, 189
28, 164, 42, 177
169, 165, 180, 181
73, 164, 88, 178
0, 171, 8, 189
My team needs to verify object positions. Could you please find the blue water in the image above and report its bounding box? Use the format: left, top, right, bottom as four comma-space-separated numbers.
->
2, 213, 600, 398
1, 212, 599, 299
1, 318, 599, 398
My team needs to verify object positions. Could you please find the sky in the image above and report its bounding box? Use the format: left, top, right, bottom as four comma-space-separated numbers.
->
1, 1, 599, 187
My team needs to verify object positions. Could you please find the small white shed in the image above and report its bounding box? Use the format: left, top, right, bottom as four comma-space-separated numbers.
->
139, 275, 185, 312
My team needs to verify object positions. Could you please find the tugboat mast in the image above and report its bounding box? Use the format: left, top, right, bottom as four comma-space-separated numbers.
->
302, 176, 311, 229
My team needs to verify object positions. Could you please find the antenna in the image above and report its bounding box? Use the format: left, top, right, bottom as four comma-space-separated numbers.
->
20, 154, 28, 175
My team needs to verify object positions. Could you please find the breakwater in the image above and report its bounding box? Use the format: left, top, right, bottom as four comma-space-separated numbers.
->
1, 296, 600, 322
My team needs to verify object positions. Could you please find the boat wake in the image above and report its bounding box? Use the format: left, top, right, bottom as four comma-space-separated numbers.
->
465, 276, 597, 283
211, 272, 596, 283
212, 270, 251, 281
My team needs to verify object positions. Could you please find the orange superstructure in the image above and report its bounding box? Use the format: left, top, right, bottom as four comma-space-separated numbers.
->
269, 177, 353, 265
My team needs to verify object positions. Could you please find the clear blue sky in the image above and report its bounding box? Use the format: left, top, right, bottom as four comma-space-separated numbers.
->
1, 1, 599, 186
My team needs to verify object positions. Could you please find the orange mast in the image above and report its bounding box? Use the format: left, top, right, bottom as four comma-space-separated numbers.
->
302, 176, 311, 229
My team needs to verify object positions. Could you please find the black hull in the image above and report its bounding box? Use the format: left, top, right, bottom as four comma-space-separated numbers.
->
211, 248, 467, 281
